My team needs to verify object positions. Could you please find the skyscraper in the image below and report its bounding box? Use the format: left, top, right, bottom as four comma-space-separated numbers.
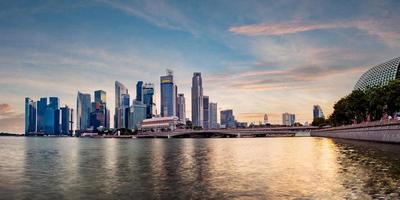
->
177, 93, 186, 124
191, 72, 203, 127
25, 97, 36, 134
136, 81, 143, 102
160, 70, 176, 117
313, 105, 325, 120
203, 96, 210, 129
45, 97, 60, 135
209, 102, 217, 129
115, 81, 128, 129
77, 92, 91, 131
220, 109, 235, 128
282, 112, 296, 126
60, 106, 71, 135
120, 94, 130, 128
36, 97, 47, 133
128, 100, 147, 130
142, 83, 154, 119
94, 90, 106, 104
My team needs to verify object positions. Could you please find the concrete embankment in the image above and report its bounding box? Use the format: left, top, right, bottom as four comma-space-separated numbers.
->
311, 121, 400, 143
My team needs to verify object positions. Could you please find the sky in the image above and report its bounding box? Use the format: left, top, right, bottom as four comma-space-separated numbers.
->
1, 0, 400, 133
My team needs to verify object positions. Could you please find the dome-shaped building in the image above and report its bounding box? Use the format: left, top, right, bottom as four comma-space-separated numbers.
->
354, 57, 400, 90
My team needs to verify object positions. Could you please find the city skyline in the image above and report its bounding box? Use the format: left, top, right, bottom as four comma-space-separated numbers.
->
2, 0, 400, 133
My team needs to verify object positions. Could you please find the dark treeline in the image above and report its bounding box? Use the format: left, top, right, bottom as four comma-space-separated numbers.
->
312, 80, 400, 127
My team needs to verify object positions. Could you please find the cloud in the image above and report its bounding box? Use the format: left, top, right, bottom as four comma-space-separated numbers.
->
0, 103, 23, 133
100, 0, 199, 35
229, 19, 400, 47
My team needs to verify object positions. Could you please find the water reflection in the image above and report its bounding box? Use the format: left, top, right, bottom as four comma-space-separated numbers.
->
0, 137, 399, 199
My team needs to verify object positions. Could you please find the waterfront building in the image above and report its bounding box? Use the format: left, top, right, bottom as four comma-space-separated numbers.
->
94, 90, 106, 104
36, 97, 47, 133
354, 57, 400, 90
136, 81, 143, 102
60, 106, 71, 135
160, 70, 176, 117
45, 97, 60, 135
282, 112, 296, 126
313, 105, 325, 120
191, 72, 203, 127
93, 90, 109, 129
142, 83, 154, 119
220, 109, 235, 128
128, 100, 147, 130
203, 96, 210, 129
25, 97, 37, 134
140, 116, 179, 132
114, 81, 129, 129
177, 93, 186, 124
209, 102, 218, 129
77, 92, 91, 131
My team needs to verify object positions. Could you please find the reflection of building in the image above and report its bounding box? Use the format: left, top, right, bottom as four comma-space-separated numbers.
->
191, 72, 203, 127
77, 92, 91, 131
354, 57, 400, 90
140, 116, 179, 131
220, 109, 235, 128
313, 105, 324, 120
177, 93, 186, 124
143, 83, 154, 119
114, 81, 128, 129
209, 102, 218, 129
160, 70, 176, 117
25, 97, 36, 134
203, 96, 209, 129
282, 112, 296, 126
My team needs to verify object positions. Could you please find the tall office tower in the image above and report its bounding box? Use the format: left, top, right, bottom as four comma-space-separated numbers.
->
191, 72, 203, 127
45, 97, 60, 134
220, 109, 235, 128
92, 90, 108, 129
25, 97, 37, 134
60, 106, 71, 135
160, 70, 176, 117
175, 85, 178, 116
209, 102, 218, 129
36, 97, 47, 132
264, 113, 269, 124
136, 81, 143, 102
203, 96, 210, 129
94, 90, 106, 104
282, 112, 296, 126
115, 81, 128, 129
142, 83, 154, 119
120, 94, 130, 128
77, 92, 91, 131
176, 93, 186, 124
313, 105, 325, 120
128, 100, 147, 130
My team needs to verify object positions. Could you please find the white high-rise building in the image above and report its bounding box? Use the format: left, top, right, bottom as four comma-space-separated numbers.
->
191, 72, 203, 127
209, 102, 218, 129
177, 93, 186, 124
114, 81, 128, 129
282, 112, 295, 126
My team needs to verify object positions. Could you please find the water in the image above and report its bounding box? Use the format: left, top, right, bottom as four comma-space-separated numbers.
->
1, 137, 400, 199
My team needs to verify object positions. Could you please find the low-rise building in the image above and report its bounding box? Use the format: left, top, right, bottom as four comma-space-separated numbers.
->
139, 116, 179, 132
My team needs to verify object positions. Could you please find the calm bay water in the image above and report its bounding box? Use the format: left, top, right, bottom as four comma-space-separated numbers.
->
1, 137, 400, 199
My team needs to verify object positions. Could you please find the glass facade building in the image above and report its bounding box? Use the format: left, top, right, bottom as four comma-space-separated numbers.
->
220, 109, 235, 128
191, 72, 203, 127
61, 106, 71, 135
25, 97, 37, 134
209, 102, 218, 129
313, 105, 324, 120
136, 81, 143, 102
160, 71, 176, 117
36, 97, 47, 133
143, 83, 154, 119
354, 57, 400, 90
177, 93, 186, 124
282, 112, 296, 126
203, 96, 210, 129
114, 81, 128, 129
77, 92, 91, 131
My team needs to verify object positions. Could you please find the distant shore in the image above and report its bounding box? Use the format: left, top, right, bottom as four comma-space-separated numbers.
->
0, 132, 23, 137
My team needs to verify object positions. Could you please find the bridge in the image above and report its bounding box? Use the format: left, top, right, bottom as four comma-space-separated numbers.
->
136, 126, 319, 138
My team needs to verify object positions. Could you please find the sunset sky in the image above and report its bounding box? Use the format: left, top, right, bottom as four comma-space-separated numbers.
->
1, 0, 400, 133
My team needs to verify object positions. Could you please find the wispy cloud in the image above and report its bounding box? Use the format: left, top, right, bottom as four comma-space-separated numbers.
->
229, 19, 400, 47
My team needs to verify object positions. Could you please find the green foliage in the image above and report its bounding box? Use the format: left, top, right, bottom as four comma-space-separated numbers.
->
311, 117, 327, 127
329, 80, 400, 126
